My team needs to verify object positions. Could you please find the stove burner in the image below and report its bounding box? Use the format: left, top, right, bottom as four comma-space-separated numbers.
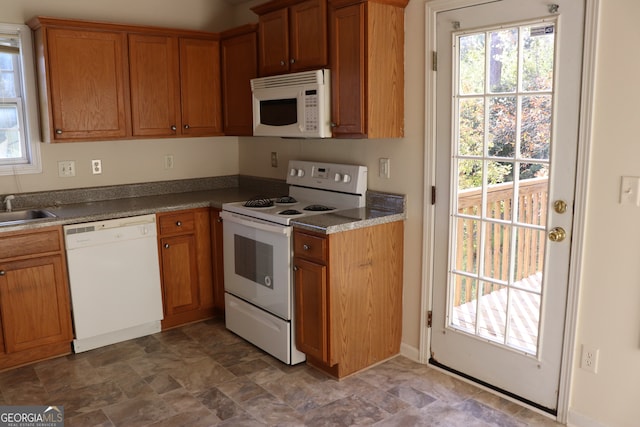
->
304, 204, 335, 212
276, 196, 297, 204
243, 197, 274, 208
279, 209, 303, 216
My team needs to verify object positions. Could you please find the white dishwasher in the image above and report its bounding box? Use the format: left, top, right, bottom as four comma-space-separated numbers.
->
64, 214, 163, 352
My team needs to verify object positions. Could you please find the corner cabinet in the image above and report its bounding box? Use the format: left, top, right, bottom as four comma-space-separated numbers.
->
252, 0, 328, 76
221, 24, 258, 136
329, 0, 407, 138
293, 221, 404, 378
157, 208, 216, 329
0, 227, 73, 370
29, 17, 222, 142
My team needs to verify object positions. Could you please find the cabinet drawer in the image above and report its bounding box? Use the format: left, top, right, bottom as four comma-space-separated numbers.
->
294, 231, 327, 263
158, 211, 196, 235
0, 229, 62, 259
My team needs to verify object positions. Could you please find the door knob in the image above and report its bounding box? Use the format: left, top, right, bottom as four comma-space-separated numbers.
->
548, 227, 566, 242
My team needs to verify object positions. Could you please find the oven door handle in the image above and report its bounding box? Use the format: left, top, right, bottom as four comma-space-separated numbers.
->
220, 211, 292, 236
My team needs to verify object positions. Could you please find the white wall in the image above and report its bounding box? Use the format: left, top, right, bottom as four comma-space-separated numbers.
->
567, 0, 640, 426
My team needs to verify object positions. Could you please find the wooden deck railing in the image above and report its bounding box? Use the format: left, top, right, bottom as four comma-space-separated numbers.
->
453, 177, 548, 306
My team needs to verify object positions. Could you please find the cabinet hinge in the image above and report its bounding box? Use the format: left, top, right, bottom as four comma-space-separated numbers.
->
432, 51, 437, 71
427, 310, 433, 328
431, 186, 436, 205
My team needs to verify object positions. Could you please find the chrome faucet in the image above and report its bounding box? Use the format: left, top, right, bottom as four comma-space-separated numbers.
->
3, 195, 15, 212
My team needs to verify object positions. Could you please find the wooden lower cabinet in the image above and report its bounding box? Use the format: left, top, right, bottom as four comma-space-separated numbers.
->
293, 220, 404, 378
0, 227, 73, 370
210, 208, 225, 312
157, 208, 216, 329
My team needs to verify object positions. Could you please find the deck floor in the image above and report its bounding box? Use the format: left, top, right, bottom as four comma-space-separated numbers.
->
451, 272, 542, 354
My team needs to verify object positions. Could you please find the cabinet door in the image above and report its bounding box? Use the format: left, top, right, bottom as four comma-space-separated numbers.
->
257, 8, 290, 76
221, 29, 257, 136
0, 255, 72, 353
129, 34, 181, 137
160, 234, 200, 316
46, 28, 129, 140
329, 3, 366, 136
294, 257, 329, 363
180, 38, 223, 136
210, 209, 225, 311
290, 0, 327, 72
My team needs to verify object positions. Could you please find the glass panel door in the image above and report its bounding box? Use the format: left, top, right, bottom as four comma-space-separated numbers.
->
450, 23, 555, 355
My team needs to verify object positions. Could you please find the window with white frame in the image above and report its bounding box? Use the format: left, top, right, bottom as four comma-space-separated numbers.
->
0, 24, 41, 175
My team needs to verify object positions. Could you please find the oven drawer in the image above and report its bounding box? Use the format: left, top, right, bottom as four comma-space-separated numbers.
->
158, 210, 196, 235
294, 230, 327, 264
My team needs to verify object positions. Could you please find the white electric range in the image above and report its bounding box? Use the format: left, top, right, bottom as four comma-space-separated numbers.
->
220, 160, 368, 365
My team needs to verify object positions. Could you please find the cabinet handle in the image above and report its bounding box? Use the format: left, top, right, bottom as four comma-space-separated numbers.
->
330, 123, 337, 128
217, 218, 222, 223
164, 243, 170, 249
184, 124, 190, 129
290, 58, 296, 64
293, 266, 298, 271
55, 129, 63, 134
0, 270, 5, 276
171, 125, 177, 131
280, 60, 286, 66
176, 221, 182, 226
303, 244, 310, 251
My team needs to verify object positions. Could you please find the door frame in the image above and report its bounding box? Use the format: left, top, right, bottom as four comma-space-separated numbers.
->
420, 0, 601, 422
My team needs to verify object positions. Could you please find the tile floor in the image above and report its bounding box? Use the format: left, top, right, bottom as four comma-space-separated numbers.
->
0, 318, 562, 426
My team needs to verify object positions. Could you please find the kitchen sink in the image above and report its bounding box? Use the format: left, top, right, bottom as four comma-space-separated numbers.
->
0, 209, 57, 225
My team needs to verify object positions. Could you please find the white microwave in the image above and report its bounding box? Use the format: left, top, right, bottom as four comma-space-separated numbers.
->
251, 69, 331, 138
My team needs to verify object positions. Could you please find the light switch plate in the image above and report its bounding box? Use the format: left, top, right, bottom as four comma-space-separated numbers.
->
58, 160, 75, 177
620, 176, 640, 206
379, 158, 390, 179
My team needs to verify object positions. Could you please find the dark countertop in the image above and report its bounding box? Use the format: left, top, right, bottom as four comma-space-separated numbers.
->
0, 177, 405, 234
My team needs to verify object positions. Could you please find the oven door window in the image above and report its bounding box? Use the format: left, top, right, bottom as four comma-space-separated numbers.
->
234, 235, 273, 288
259, 98, 297, 126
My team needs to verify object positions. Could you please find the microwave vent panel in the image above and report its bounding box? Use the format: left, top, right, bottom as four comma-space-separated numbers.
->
251, 69, 329, 90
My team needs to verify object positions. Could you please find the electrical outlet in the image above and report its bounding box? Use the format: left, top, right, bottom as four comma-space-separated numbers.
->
58, 160, 75, 177
271, 152, 278, 168
581, 345, 599, 374
91, 159, 102, 175
164, 155, 174, 169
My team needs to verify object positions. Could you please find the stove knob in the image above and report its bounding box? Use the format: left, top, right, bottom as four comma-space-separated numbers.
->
297, 169, 305, 177
290, 168, 297, 177
334, 173, 342, 182
343, 174, 352, 183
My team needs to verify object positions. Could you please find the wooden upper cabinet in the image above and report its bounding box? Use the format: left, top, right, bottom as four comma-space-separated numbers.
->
289, 0, 328, 72
180, 38, 223, 136
30, 22, 131, 142
129, 35, 222, 138
29, 17, 222, 142
221, 24, 258, 136
253, 0, 327, 76
329, 0, 407, 138
129, 34, 180, 137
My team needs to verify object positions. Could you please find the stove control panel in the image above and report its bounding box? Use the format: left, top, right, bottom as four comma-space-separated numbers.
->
287, 160, 367, 195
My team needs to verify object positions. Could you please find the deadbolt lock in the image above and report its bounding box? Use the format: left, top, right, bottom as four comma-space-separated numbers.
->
548, 227, 566, 242
553, 200, 567, 214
